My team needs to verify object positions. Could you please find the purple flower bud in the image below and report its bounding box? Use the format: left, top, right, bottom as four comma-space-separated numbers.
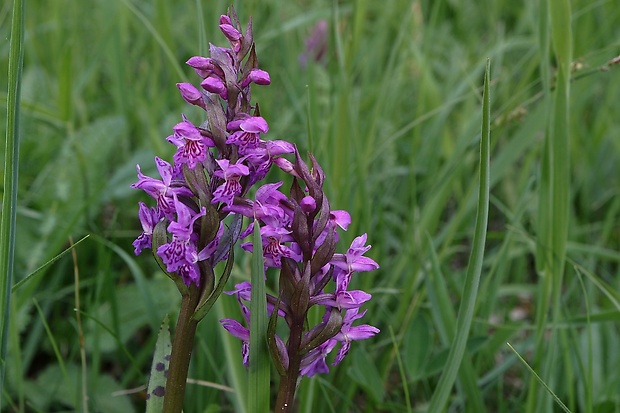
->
176, 83, 205, 109
186, 56, 219, 78
273, 157, 299, 177
300, 196, 316, 213
219, 19, 243, 53
201, 76, 227, 100
265, 140, 295, 156
220, 23, 242, 41
219, 15, 232, 26
241, 68, 271, 87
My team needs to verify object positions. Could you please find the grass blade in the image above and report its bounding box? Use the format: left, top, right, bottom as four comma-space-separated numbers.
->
507, 343, 573, 413
248, 219, 270, 412
0, 0, 25, 403
12, 235, 90, 292
427, 59, 491, 412
425, 235, 486, 411
529, 1, 572, 410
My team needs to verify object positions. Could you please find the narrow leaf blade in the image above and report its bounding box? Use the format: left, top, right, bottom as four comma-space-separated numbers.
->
146, 315, 172, 413
248, 219, 270, 412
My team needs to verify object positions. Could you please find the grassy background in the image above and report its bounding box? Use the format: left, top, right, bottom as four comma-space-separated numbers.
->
2, 0, 620, 411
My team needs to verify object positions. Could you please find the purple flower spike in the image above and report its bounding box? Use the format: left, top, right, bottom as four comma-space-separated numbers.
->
131, 9, 380, 392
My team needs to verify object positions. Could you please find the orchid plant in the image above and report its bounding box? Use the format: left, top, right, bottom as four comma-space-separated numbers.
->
132, 7, 379, 412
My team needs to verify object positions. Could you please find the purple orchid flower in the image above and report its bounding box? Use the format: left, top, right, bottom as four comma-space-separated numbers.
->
133, 202, 162, 255
226, 116, 269, 156
156, 195, 207, 285
299, 339, 337, 377
332, 308, 379, 365
331, 233, 380, 275
241, 224, 302, 268
131, 157, 193, 219
211, 159, 250, 206
167, 116, 214, 169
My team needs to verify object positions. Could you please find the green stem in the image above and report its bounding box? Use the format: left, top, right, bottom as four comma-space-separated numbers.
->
163, 286, 200, 413
274, 317, 304, 412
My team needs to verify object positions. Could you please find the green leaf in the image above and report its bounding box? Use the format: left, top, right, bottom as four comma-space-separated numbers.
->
348, 348, 385, 404
427, 59, 491, 412
403, 314, 431, 380
1, 0, 24, 402
23, 363, 136, 413
192, 246, 235, 322
146, 315, 172, 413
248, 219, 270, 412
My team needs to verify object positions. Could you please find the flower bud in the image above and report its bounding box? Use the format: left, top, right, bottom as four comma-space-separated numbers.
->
201, 76, 228, 100
300, 196, 316, 213
241, 68, 271, 87
176, 83, 205, 109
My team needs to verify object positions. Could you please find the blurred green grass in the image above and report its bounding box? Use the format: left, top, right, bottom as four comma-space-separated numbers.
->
1, 0, 620, 411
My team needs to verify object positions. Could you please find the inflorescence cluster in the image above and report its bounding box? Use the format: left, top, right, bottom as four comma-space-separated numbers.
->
132, 8, 379, 379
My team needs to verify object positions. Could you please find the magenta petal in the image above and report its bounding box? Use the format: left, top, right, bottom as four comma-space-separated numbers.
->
336, 290, 372, 309
266, 140, 295, 155
219, 15, 232, 26
330, 210, 352, 230
220, 318, 250, 341
241, 116, 269, 134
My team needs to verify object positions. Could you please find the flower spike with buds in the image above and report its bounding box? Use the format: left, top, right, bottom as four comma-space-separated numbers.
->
132, 7, 378, 412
